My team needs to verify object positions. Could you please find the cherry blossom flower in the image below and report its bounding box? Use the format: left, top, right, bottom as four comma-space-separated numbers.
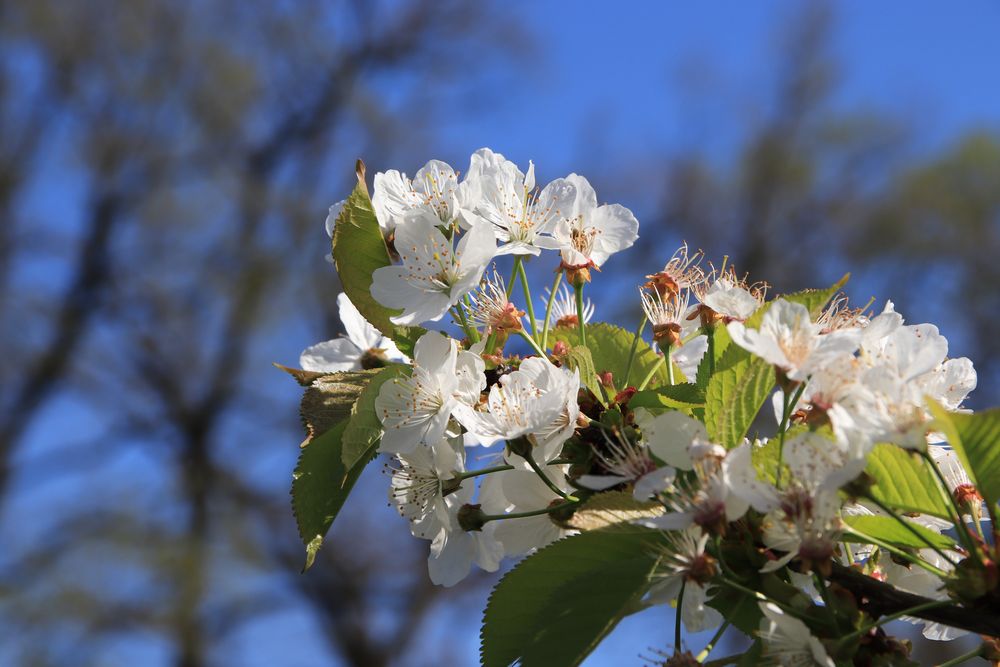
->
646, 528, 723, 633
371, 159, 465, 233
758, 602, 835, 667
375, 331, 485, 454
542, 283, 594, 329
479, 467, 575, 556
389, 437, 467, 540
300, 293, 405, 372
549, 173, 639, 272
455, 357, 576, 460
370, 211, 496, 326
461, 147, 566, 256
727, 298, 861, 381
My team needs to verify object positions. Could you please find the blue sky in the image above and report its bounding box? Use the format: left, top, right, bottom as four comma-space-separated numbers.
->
6, 2, 1000, 665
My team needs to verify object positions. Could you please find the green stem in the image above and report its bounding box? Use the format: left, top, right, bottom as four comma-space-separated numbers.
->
938, 645, 986, 667
703, 324, 716, 378
864, 493, 957, 565
622, 315, 647, 388
453, 464, 513, 480
540, 270, 563, 350
675, 579, 686, 651
775, 382, 806, 487
574, 283, 587, 347
666, 345, 675, 386
481, 499, 579, 523
517, 330, 547, 358
834, 599, 952, 651
637, 356, 665, 391
507, 256, 521, 298
517, 259, 539, 338
920, 450, 982, 561
524, 447, 576, 501
452, 306, 479, 344
845, 528, 949, 578
694, 620, 731, 662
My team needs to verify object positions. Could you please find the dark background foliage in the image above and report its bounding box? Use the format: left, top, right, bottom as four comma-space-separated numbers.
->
0, 1, 997, 664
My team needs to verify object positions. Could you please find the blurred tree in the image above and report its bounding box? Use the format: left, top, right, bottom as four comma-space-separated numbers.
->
0, 1, 520, 666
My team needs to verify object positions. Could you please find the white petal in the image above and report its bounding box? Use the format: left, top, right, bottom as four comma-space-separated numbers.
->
299, 338, 361, 372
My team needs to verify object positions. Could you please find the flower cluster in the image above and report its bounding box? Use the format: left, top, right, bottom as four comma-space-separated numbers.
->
299, 149, 998, 666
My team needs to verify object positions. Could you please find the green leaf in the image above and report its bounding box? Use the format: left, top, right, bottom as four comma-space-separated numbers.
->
481, 526, 665, 667
291, 420, 371, 571
866, 444, 950, 519
551, 322, 669, 389
929, 401, 1000, 511
695, 323, 731, 390
843, 515, 955, 551
628, 383, 705, 413
745, 273, 850, 329
565, 490, 663, 531
703, 276, 849, 448
563, 343, 600, 397
341, 364, 407, 469
706, 584, 764, 636
299, 369, 381, 443
331, 163, 423, 357
704, 348, 774, 448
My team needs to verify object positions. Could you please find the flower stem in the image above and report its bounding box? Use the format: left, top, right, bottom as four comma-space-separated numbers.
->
938, 645, 986, 667
517, 330, 547, 358
919, 449, 983, 562
775, 381, 806, 487
454, 464, 513, 480
524, 447, 576, 501
694, 620, 730, 662
666, 345, 676, 386
844, 528, 949, 578
540, 271, 563, 350
637, 356, 665, 391
863, 493, 957, 565
507, 256, 521, 298
674, 579, 686, 651
703, 323, 716, 379
622, 315, 647, 388
452, 305, 479, 343
481, 499, 580, 523
574, 283, 587, 347
834, 599, 952, 652
517, 259, 539, 338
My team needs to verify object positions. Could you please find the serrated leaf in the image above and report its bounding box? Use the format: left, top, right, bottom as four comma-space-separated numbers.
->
628, 383, 705, 413
866, 443, 950, 519
291, 421, 371, 571
551, 322, 669, 389
331, 162, 423, 357
341, 364, 407, 469
703, 277, 848, 448
565, 490, 663, 531
844, 515, 955, 551
564, 344, 599, 394
929, 401, 1000, 511
745, 273, 850, 329
481, 526, 665, 667
695, 323, 731, 390
704, 349, 774, 448
273, 362, 329, 387
299, 369, 380, 443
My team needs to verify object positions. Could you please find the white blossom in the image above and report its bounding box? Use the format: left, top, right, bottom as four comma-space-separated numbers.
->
727, 298, 861, 381
550, 173, 639, 269
370, 212, 496, 326
300, 293, 405, 372
375, 332, 484, 454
